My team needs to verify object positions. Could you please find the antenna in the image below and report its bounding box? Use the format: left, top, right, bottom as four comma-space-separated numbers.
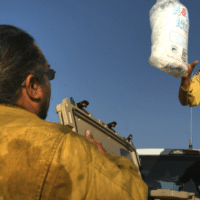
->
189, 106, 193, 150
189, 72, 193, 150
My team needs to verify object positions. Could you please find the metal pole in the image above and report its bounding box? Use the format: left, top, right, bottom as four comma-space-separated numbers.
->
189, 107, 193, 150
189, 72, 193, 150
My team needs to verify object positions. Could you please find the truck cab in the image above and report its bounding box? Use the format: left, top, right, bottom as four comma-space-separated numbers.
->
56, 97, 200, 199
137, 148, 200, 200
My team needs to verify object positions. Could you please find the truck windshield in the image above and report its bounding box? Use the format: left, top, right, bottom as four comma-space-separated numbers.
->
140, 155, 200, 198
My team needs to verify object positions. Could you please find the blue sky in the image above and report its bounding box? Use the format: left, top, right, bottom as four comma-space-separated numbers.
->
1, 0, 200, 149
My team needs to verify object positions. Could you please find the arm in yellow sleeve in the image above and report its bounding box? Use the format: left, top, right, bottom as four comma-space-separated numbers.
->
179, 72, 200, 107
48, 132, 148, 200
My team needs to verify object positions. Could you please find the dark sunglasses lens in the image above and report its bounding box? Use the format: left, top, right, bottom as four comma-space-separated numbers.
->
48, 69, 55, 80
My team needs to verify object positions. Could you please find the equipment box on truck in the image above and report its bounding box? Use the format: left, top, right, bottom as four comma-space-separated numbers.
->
56, 97, 141, 173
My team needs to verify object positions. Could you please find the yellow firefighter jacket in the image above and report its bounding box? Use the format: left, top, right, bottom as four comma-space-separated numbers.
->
0, 104, 148, 200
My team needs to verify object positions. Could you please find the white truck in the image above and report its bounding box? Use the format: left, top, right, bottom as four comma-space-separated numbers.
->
137, 148, 200, 200
56, 97, 200, 200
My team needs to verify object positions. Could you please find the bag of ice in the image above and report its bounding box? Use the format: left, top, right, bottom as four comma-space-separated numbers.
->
149, 0, 189, 78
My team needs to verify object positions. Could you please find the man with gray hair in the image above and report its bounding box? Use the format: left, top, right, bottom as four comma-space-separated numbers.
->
0, 25, 148, 200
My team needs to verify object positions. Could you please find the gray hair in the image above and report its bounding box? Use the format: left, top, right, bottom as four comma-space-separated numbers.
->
0, 25, 47, 104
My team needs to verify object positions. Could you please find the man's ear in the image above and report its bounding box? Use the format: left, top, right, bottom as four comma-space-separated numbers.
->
24, 74, 43, 102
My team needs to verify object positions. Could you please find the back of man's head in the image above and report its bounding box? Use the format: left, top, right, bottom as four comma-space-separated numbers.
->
0, 25, 47, 105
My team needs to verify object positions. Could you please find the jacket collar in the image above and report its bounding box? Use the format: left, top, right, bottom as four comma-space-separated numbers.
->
0, 103, 25, 109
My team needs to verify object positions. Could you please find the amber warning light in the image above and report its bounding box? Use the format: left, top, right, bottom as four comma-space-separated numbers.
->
77, 100, 89, 109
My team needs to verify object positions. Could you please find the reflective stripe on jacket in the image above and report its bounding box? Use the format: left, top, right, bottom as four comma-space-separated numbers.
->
0, 104, 148, 200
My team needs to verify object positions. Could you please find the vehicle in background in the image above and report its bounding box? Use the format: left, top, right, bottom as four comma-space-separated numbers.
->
56, 97, 200, 199
137, 148, 200, 200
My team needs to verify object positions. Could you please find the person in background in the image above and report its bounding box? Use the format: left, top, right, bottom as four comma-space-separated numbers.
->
179, 61, 199, 106
175, 161, 200, 194
0, 25, 148, 200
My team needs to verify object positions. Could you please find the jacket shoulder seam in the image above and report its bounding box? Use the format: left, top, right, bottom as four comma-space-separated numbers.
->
35, 133, 65, 200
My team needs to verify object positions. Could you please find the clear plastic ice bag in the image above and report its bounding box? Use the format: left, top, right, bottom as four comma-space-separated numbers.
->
149, 0, 189, 78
